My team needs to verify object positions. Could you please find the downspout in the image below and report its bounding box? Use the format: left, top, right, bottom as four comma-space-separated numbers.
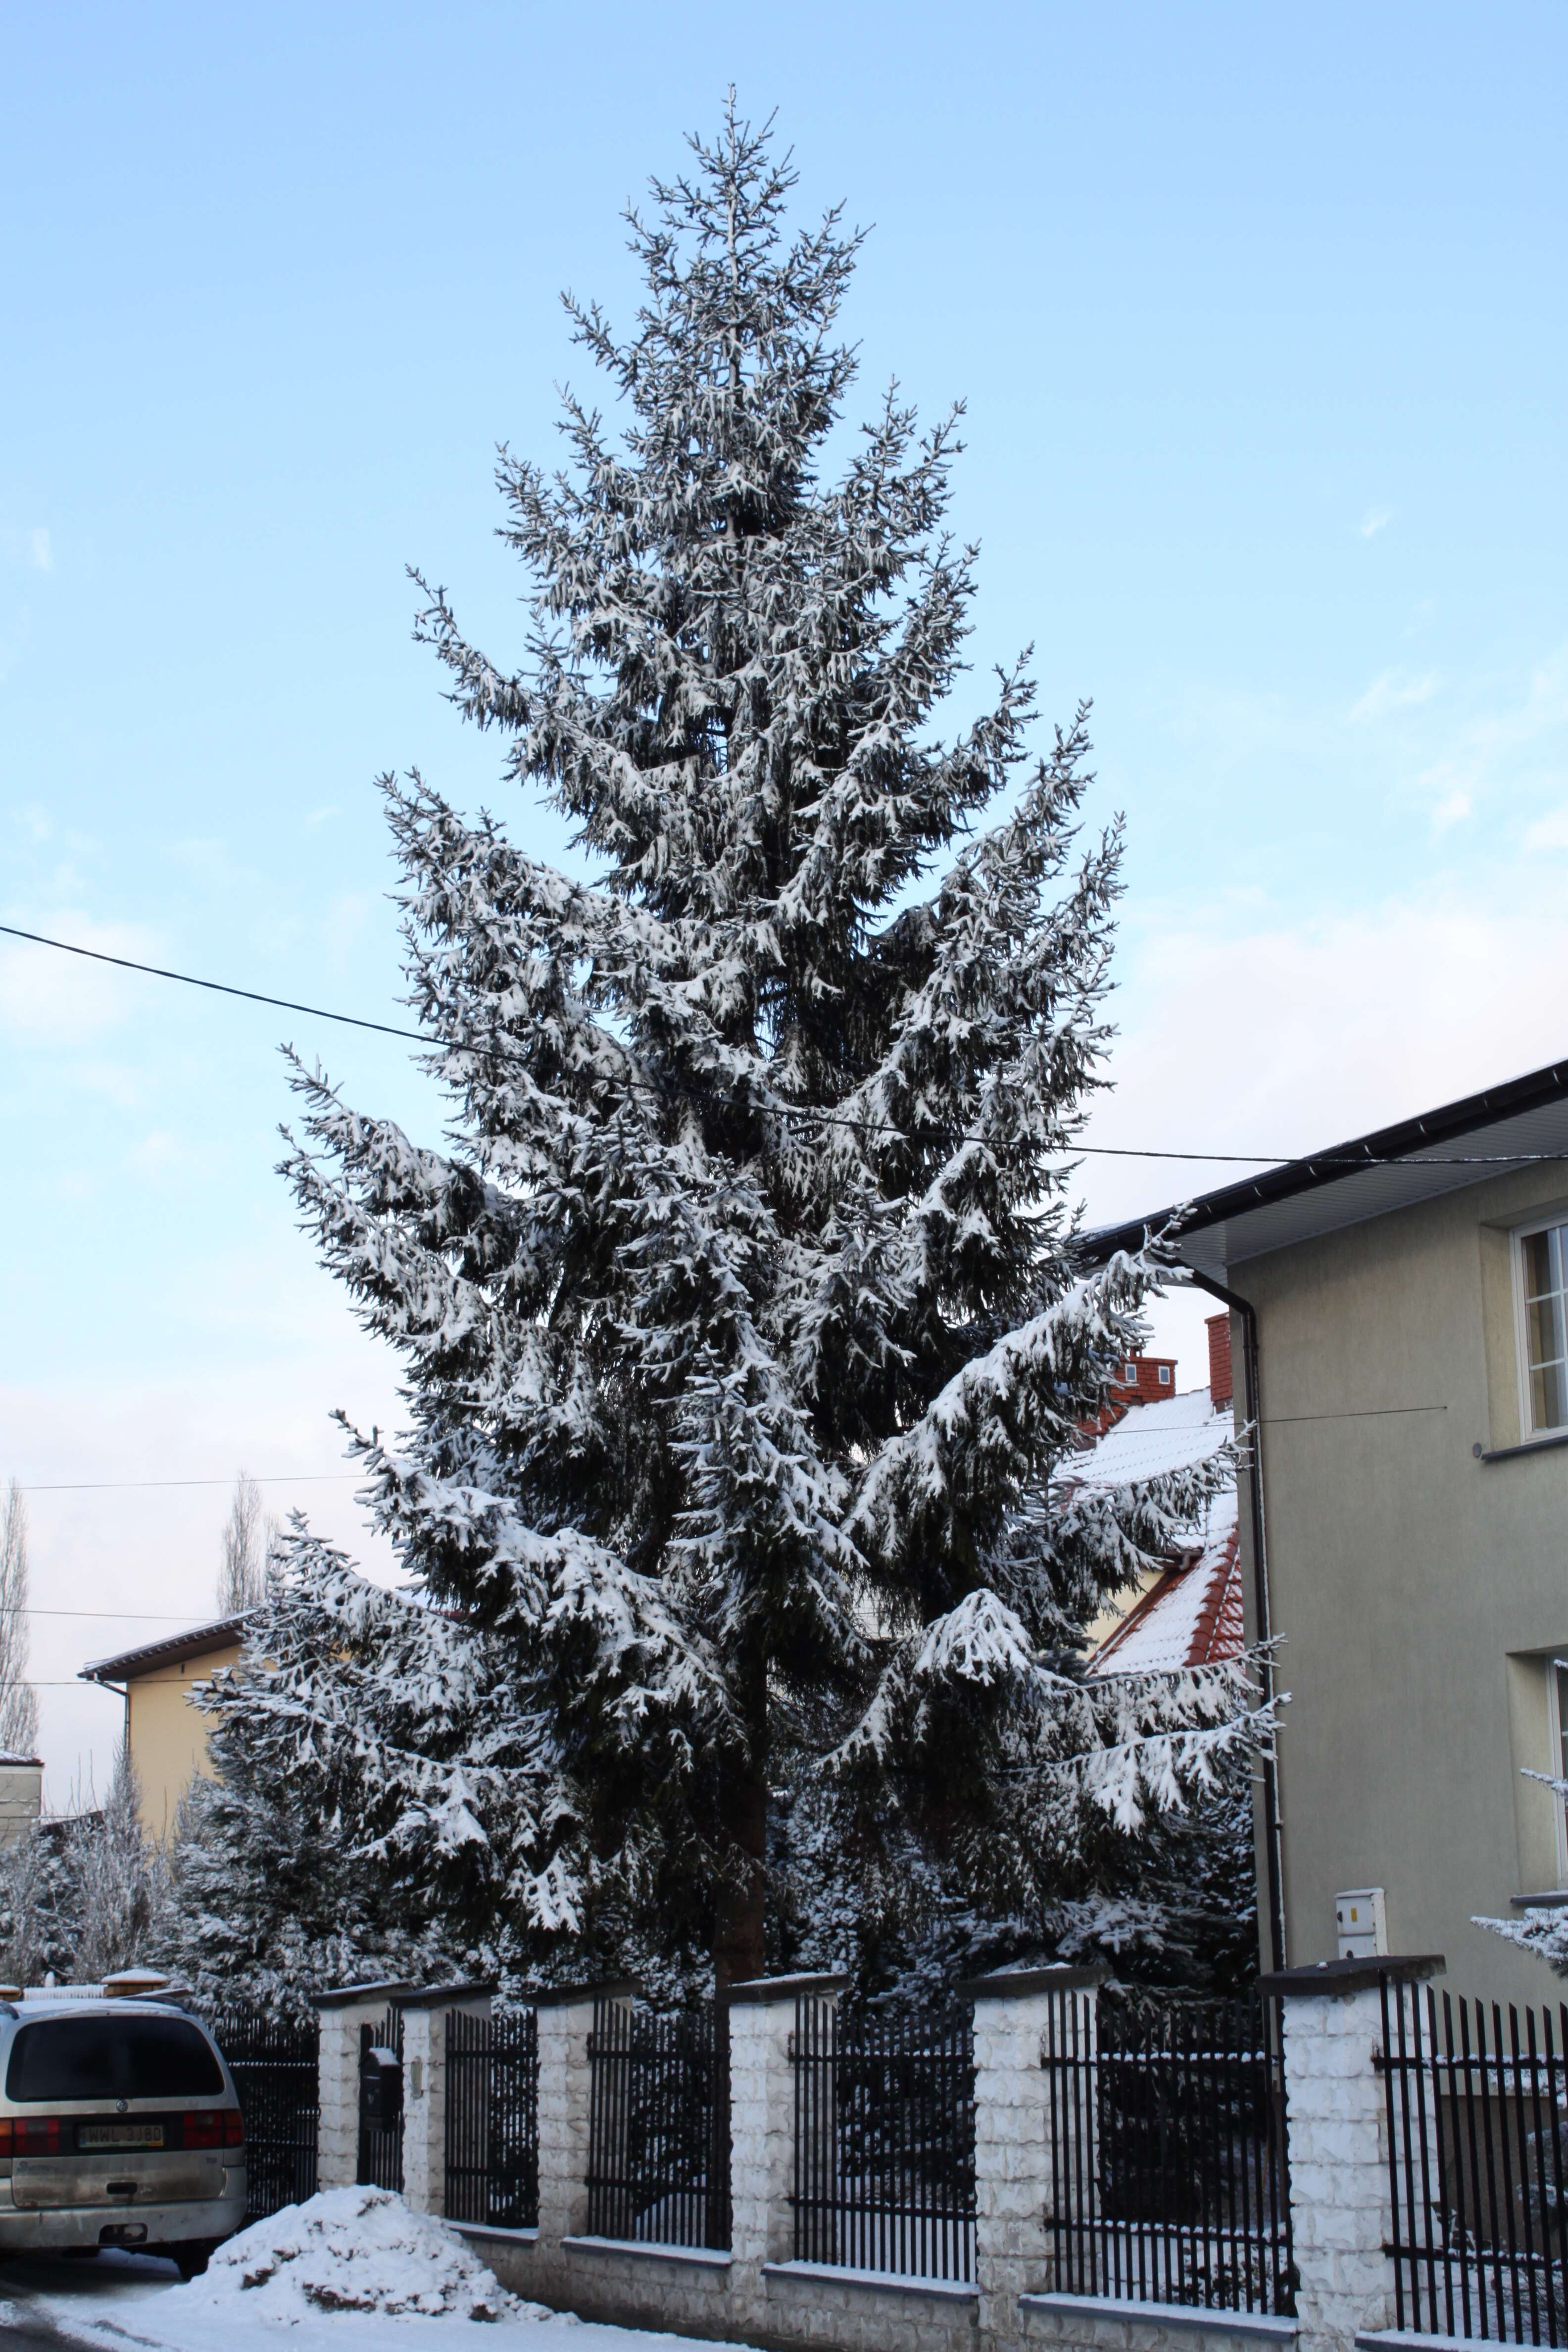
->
1189, 1270, 1287, 1975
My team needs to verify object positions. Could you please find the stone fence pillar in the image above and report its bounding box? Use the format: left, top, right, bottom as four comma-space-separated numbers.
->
964, 1964, 1104, 2351
308, 1980, 417, 2193
530, 1978, 637, 2300
725, 1971, 847, 2336
1264, 1954, 1445, 2352
393, 1981, 495, 2217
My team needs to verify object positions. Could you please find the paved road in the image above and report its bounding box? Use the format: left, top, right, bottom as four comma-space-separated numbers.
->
0, 2250, 180, 2347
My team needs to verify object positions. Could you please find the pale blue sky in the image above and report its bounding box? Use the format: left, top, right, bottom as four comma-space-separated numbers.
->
4, 0, 1566, 1793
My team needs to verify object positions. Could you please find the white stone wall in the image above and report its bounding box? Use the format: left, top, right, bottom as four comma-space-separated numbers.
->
314, 2004, 368, 2190
526, 1986, 629, 2306
1277, 1984, 1397, 2352
1019, 2291, 1299, 2352
972, 1967, 1098, 2347
340, 1962, 1430, 2352
398, 1989, 493, 2218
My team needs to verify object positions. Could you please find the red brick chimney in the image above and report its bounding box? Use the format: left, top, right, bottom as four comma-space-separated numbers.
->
1206, 1312, 1233, 1410
1107, 1355, 1178, 1408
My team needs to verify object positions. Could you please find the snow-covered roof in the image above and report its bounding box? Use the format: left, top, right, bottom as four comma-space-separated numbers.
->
1076, 1388, 1245, 1678
1070, 1385, 1232, 1492
79, 1613, 252, 1686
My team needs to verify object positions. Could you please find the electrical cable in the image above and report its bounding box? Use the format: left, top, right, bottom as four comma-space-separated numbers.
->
5, 920, 1563, 1172
21, 1474, 359, 1494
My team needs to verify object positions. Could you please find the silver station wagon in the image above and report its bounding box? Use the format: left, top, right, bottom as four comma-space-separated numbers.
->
0, 1995, 245, 2274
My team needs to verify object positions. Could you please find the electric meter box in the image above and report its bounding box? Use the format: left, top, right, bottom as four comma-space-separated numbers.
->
1335, 1886, 1388, 1960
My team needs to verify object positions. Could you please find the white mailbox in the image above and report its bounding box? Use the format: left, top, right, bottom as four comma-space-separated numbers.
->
1336, 1886, 1388, 1959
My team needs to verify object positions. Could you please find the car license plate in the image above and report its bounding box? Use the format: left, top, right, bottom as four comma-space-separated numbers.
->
78, 2123, 164, 2150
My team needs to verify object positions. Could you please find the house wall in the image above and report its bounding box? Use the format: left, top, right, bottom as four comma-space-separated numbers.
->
124, 1640, 241, 1839
0, 1764, 42, 1851
1228, 1158, 1568, 2008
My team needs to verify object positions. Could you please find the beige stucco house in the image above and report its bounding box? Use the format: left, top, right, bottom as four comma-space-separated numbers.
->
80, 1616, 247, 1839
1088, 1054, 1568, 2009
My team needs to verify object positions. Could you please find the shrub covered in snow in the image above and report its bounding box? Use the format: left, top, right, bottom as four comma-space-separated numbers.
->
187, 2187, 550, 2323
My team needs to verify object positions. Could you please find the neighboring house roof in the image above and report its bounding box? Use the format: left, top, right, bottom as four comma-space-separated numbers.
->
1080, 1054, 1568, 1282
79, 1615, 251, 1687
0, 1753, 43, 1769
1069, 1386, 1243, 1677
1090, 1498, 1243, 1676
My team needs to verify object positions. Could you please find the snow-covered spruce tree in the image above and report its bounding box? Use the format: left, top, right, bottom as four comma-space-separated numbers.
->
267, 103, 1265, 1993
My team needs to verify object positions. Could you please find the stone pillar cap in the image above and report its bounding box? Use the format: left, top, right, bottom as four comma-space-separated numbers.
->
390, 1979, 496, 2010
1260, 1955, 1445, 1998
722, 1971, 849, 2004
957, 1963, 1108, 1999
530, 1976, 640, 2009
309, 1979, 419, 2009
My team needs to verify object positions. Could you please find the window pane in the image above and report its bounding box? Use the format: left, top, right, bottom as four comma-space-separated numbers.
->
1533, 1360, 1568, 1432
1558, 1665, 1568, 1790
5, 2015, 223, 2103
1525, 1229, 1557, 1300
1529, 1288, 1567, 1373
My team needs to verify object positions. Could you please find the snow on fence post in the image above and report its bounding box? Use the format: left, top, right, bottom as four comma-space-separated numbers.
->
963, 1964, 1104, 2349
1263, 1954, 1445, 2352
308, 1979, 417, 2192
531, 1978, 636, 2298
393, 1981, 494, 2217
726, 1970, 846, 2336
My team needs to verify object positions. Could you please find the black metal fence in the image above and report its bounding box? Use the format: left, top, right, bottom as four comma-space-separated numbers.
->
211, 2009, 320, 2222
1382, 1978, 1568, 2343
445, 2008, 539, 2231
791, 1997, 976, 2282
586, 1999, 731, 2250
1044, 1988, 1295, 2315
358, 2008, 405, 2192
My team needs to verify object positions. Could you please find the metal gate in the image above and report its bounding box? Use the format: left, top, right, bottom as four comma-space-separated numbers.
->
357, 2008, 405, 2192
445, 2008, 539, 2229
211, 2009, 320, 2222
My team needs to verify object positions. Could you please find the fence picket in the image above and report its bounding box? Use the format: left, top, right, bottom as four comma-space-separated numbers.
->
211, 2009, 320, 2223
1382, 1976, 1568, 2344
1043, 1987, 1294, 2316
788, 1996, 975, 2282
584, 2000, 730, 2250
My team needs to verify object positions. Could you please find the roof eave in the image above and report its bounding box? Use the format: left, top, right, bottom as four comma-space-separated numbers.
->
1079, 1054, 1568, 1270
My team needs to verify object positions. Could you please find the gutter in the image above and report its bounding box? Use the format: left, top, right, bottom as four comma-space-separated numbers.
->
1189, 1272, 1287, 1976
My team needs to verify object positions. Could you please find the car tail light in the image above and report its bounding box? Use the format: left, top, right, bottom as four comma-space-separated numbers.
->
223, 2106, 245, 2149
182, 2109, 222, 2149
0, 2116, 62, 2155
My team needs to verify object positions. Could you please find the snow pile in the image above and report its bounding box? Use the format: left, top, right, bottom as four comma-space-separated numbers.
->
188, 2187, 548, 2322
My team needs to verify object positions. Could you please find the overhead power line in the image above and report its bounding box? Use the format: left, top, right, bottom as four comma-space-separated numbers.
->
3, 919, 1563, 1171
22, 1474, 360, 1494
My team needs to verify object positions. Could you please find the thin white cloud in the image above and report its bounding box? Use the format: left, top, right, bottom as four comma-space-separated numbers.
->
1349, 668, 1438, 723
0, 911, 157, 1044
1359, 506, 1394, 539
29, 528, 52, 573
1086, 885, 1568, 1238
1524, 808, 1568, 854
304, 805, 339, 830
1430, 788, 1471, 833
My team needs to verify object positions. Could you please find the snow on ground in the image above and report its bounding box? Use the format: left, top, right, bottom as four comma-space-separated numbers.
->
19, 2188, 757, 2352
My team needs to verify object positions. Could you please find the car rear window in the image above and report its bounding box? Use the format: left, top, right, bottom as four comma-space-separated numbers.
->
5, 2015, 224, 2103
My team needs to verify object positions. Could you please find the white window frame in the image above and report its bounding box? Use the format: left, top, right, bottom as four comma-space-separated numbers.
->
1547, 1660, 1568, 1889
1512, 1214, 1568, 1441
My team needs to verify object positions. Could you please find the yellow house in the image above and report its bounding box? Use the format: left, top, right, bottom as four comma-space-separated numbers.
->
80, 1616, 247, 1840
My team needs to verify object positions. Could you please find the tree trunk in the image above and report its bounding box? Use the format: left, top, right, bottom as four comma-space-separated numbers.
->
711, 1769, 768, 1988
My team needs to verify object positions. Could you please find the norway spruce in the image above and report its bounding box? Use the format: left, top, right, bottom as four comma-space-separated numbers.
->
265, 103, 1260, 1991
